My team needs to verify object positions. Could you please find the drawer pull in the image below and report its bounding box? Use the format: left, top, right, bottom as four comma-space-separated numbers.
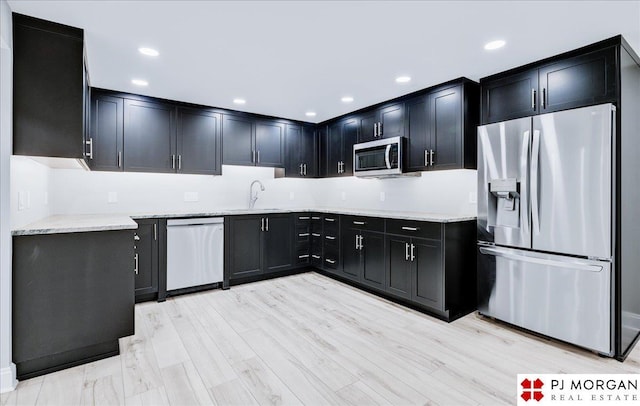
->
353, 221, 366, 225
312, 255, 321, 259
298, 254, 310, 259
325, 259, 336, 264
299, 233, 310, 237
325, 236, 336, 240
401, 226, 419, 231
311, 217, 320, 220
299, 216, 310, 220
312, 233, 321, 237
325, 218, 336, 222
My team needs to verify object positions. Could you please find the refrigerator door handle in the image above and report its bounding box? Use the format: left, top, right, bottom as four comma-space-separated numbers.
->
530, 129, 541, 235
479, 246, 604, 272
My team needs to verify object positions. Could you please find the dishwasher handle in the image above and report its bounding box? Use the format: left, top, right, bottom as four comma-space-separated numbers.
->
167, 217, 224, 227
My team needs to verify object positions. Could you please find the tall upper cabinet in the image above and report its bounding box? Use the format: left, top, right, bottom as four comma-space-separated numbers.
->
13, 13, 90, 161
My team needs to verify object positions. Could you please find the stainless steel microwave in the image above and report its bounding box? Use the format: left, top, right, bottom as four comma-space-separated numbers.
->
353, 136, 404, 177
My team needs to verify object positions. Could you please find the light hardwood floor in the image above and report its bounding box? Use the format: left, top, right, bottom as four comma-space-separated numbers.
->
2, 272, 639, 405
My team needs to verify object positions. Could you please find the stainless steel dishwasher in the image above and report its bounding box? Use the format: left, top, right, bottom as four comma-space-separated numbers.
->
166, 217, 224, 291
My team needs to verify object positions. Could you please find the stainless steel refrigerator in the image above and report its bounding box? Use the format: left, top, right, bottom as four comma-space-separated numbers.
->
477, 103, 617, 355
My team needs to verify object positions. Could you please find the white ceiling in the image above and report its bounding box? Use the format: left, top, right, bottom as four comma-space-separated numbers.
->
7, 1, 640, 123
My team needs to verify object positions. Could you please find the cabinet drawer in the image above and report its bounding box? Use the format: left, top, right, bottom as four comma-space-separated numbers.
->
296, 225, 311, 242
386, 219, 441, 240
296, 247, 311, 265
296, 214, 312, 225
323, 250, 339, 270
343, 216, 384, 232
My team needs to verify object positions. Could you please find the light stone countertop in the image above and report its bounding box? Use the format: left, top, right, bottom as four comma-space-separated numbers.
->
12, 214, 138, 236
12, 208, 476, 236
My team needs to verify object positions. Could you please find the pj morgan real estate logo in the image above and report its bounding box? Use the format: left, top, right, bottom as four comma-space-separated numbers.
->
517, 374, 640, 405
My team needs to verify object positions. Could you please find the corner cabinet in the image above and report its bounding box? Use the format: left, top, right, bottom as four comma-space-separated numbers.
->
322, 117, 358, 177
481, 45, 617, 124
225, 214, 295, 283
13, 13, 90, 161
222, 114, 285, 167
405, 80, 479, 172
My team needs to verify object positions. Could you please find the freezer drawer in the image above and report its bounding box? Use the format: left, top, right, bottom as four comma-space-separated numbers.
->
478, 245, 612, 354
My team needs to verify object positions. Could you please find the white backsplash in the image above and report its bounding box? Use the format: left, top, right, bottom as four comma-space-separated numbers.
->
11, 161, 477, 226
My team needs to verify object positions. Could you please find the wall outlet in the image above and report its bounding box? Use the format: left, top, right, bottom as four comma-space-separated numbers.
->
379, 191, 386, 202
18, 191, 25, 211
108, 191, 118, 203
289, 191, 295, 200
469, 192, 477, 204
184, 192, 199, 202
341, 191, 346, 201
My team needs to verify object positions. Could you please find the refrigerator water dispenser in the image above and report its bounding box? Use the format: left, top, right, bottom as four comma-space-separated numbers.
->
488, 178, 520, 229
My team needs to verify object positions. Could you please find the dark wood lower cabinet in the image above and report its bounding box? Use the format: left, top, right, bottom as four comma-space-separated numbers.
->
12, 230, 135, 379
360, 231, 385, 290
226, 214, 295, 283
134, 219, 159, 302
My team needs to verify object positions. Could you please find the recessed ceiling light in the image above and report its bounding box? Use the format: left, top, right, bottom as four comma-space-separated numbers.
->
484, 40, 506, 50
341, 96, 354, 103
305, 111, 317, 117
138, 47, 159, 57
131, 79, 148, 86
395, 76, 411, 83
233, 98, 246, 105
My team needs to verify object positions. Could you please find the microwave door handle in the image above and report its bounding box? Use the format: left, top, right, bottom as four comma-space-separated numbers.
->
385, 144, 392, 169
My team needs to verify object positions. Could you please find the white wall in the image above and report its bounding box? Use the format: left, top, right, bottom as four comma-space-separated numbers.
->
10, 156, 51, 228
0, 0, 16, 393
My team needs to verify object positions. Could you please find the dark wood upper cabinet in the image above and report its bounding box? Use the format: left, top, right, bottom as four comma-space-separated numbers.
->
405, 81, 477, 172
222, 115, 284, 167
123, 99, 176, 173
429, 87, 463, 170
405, 94, 429, 171
538, 47, 617, 114
326, 120, 343, 177
255, 121, 285, 167
13, 13, 89, 160
89, 92, 123, 171
481, 43, 618, 124
285, 124, 317, 177
341, 118, 358, 176
481, 69, 538, 124
222, 114, 255, 166
177, 107, 221, 175
357, 102, 404, 143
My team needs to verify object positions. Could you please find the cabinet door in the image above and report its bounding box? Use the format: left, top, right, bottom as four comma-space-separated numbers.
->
538, 47, 617, 114
124, 99, 176, 173
301, 125, 318, 177
317, 126, 328, 177
341, 118, 358, 176
379, 102, 404, 139
285, 124, 303, 177
481, 70, 538, 124
429, 86, 463, 170
360, 231, 385, 290
357, 110, 378, 143
134, 220, 158, 299
326, 121, 343, 177
405, 94, 429, 172
177, 107, 221, 175
90, 93, 123, 171
341, 227, 361, 280
222, 114, 255, 166
228, 216, 262, 279
385, 235, 412, 299
12, 15, 85, 159
255, 121, 285, 167
412, 238, 443, 311
263, 214, 294, 273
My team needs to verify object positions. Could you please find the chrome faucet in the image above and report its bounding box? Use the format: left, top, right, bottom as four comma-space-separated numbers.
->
249, 180, 265, 209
